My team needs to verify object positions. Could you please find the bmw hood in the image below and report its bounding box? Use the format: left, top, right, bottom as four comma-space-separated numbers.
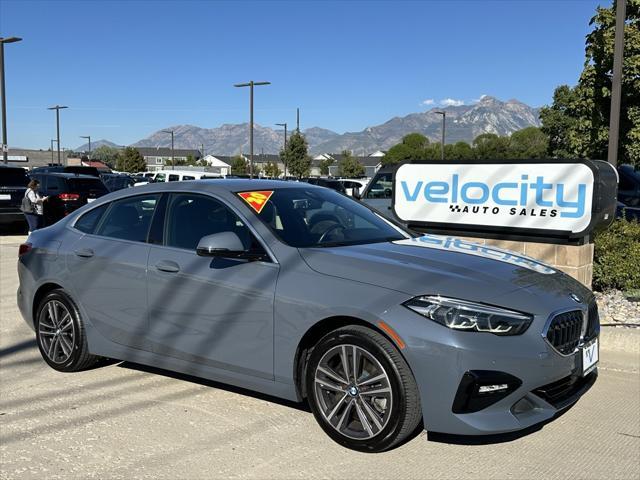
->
299, 235, 592, 311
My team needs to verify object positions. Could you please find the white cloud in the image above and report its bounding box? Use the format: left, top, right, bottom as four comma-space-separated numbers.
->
421, 98, 435, 106
440, 98, 465, 107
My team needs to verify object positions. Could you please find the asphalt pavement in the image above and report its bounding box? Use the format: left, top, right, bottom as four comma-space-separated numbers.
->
1, 235, 639, 480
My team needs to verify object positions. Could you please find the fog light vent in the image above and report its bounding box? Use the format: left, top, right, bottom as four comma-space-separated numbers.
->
452, 370, 522, 414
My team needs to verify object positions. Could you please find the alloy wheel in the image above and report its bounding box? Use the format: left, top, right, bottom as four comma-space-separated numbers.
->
38, 300, 75, 364
313, 344, 393, 440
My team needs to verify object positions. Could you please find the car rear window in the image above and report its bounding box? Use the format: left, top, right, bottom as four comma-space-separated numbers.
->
67, 178, 109, 194
0, 168, 29, 187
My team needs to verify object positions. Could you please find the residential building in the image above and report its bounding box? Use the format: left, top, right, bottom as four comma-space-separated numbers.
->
134, 147, 202, 171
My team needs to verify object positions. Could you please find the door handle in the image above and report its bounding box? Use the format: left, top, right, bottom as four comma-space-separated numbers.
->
155, 260, 180, 273
74, 248, 94, 258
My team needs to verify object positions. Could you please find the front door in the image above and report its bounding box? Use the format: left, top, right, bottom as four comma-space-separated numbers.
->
146, 192, 278, 380
66, 194, 161, 350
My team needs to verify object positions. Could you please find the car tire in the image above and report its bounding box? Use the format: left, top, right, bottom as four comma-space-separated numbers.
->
35, 289, 100, 372
305, 325, 421, 452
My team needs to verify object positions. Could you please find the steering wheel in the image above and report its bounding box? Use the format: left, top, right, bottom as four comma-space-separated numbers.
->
318, 223, 346, 243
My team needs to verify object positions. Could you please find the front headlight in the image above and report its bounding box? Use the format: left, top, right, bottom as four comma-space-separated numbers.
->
403, 296, 533, 336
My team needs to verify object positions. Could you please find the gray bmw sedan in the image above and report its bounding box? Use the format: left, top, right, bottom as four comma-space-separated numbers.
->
17, 179, 599, 452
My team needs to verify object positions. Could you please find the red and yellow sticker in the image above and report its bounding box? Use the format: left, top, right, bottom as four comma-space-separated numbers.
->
237, 191, 274, 214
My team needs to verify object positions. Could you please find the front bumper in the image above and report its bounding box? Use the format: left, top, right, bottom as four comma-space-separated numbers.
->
382, 304, 597, 436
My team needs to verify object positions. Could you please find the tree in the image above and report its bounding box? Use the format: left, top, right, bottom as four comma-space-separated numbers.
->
116, 147, 146, 173
263, 161, 281, 178
91, 145, 120, 168
382, 133, 430, 165
319, 157, 334, 175
337, 150, 365, 177
231, 155, 248, 175
447, 141, 474, 160
540, 0, 640, 166
473, 133, 510, 159
283, 131, 311, 179
509, 127, 549, 158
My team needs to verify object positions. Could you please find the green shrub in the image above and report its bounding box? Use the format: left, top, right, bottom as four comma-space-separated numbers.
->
593, 217, 640, 292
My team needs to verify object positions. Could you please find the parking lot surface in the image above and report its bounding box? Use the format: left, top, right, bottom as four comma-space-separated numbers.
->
1, 235, 639, 480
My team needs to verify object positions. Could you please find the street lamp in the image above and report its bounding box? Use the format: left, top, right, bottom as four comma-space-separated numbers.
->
607, 0, 626, 167
48, 105, 68, 165
80, 135, 91, 156
275, 122, 287, 178
162, 129, 174, 170
234, 81, 271, 178
434, 111, 446, 161
1, 36, 22, 164
50, 139, 57, 164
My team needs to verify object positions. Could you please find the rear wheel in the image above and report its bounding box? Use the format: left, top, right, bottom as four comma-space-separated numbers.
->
35, 289, 100, 372
305, 325, 421, 452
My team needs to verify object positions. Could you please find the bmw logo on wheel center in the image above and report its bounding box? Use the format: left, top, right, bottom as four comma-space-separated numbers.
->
394, 162, 596, 234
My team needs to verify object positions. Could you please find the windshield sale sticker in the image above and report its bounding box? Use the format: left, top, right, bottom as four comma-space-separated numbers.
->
237, 191, 274, 214
393, 163, 594, 233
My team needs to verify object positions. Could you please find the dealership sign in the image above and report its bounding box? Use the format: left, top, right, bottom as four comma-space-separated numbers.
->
392, 160, 616, 241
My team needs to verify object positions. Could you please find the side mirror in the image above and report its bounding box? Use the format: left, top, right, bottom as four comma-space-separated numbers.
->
196, 231, 263, 260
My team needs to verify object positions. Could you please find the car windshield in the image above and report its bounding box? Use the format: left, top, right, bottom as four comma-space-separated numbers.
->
0, 168, 29, 187
241, 187, 412, 248
67, 178, 109, 194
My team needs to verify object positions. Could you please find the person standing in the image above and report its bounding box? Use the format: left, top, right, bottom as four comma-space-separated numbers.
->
21, 179, 48, 234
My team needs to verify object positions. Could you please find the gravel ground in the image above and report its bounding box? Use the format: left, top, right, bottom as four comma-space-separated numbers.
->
595, 290, 640, 326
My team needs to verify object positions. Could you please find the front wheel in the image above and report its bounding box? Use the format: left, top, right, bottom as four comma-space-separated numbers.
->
305, 325, 422, 452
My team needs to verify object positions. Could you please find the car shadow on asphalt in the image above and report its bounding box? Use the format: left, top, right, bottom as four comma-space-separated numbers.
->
118, 361, 312, 413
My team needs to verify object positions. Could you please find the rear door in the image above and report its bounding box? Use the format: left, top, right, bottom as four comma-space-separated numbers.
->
66, 194, 161, 350
146, 192, 279, 379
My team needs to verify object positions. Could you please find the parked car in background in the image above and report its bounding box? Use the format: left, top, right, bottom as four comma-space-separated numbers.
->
27, 172, 109, 226
0, 165, 29, 230
30, 165, 103, 178
303, 177, 347, 194
100, 173, 136, 192
152, 170, 223, 182
18, 180, 599, 452
337, 178, 370, 197
359, 167, 394, 218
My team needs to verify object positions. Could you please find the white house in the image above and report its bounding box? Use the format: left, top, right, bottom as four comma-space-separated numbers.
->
202, 155, 232, 175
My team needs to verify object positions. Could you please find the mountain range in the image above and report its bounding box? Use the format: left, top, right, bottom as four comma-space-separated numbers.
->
80, 96, 541, 155
75, 139, 120, 152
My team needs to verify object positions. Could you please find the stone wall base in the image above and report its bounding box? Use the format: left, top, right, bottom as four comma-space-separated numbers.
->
457, 237, 594, 288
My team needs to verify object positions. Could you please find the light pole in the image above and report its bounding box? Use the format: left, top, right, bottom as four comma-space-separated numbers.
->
276, 122, 287, 178
50, 139, 57, 164
234, 80, 271, 178
434, 111, 446, 161
1, 36, 22, 164
48, 105, 68, 165
80, 135, 91, 156
162, 130, 174, 170
607, 0, 626, 167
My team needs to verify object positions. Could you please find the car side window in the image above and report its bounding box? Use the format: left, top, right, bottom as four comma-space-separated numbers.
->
95, 194, 160, 242
168, 174, 180, 182
74, 204, 109, 234
364, 173, 393, 199
165, 193, 265, 253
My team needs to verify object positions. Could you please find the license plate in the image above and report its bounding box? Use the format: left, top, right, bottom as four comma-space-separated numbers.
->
87, 198, 96, 203
582, 338, 598, 376
0, 194, 10, 200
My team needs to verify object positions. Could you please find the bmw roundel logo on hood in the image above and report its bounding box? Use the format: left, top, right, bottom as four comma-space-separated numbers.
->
570, 293, 582, 303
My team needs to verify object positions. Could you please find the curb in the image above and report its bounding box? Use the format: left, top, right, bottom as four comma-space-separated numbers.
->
599, 326, 640, 355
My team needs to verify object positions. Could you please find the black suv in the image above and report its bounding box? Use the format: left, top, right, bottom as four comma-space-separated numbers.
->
0, 166, 30, 230
303, 177, 347, 194
27, 172, 109, 226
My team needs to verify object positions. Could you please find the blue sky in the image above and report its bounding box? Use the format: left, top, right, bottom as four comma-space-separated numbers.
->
2, 0, 603, 149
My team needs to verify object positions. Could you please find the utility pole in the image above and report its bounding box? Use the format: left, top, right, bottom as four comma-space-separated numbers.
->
48, 105, 68, 165
234, 81, 271, 178
607, 0, 626, 167
80, 135, 91, 156
434, 111, 446, 160
1, 36, 22, 164
276, 122, 287, 178
296, 108, 300, 132
162, 130, 174, 170
200, 142, 204, 159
